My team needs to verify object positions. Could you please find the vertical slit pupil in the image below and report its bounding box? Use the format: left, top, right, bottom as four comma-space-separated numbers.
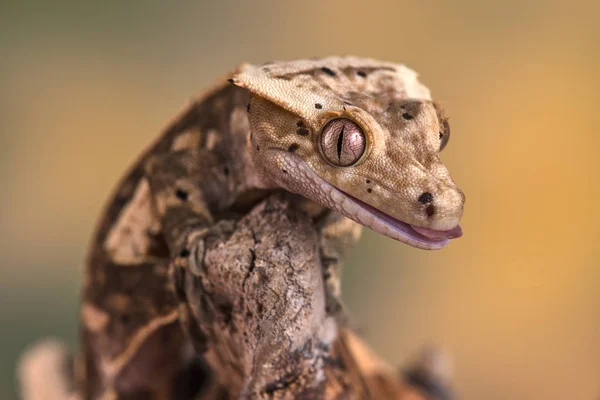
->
337, 125, 345, 161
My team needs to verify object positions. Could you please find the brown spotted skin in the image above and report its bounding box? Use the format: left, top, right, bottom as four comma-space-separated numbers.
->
69, 57, 463, 399
81, 82, 260, 399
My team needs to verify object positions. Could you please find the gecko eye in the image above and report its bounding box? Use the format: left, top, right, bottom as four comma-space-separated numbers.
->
439, 119, 450, 151
320, 118, 366, 166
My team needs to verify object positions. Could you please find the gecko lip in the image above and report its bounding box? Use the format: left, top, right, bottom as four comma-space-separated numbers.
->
339, 190, 462, 250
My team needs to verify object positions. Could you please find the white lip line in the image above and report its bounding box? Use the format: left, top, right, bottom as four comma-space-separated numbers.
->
329, 184, 448, 250
288, 155, 449, 250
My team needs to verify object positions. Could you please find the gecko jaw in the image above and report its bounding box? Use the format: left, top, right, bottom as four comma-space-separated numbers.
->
337, 190, 462, 250
283, 154, 461, 250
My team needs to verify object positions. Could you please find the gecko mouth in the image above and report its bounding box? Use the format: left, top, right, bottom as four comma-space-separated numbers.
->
338, 190, 462, 250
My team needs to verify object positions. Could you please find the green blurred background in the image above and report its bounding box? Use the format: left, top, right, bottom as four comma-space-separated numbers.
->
1, 1, 599, 399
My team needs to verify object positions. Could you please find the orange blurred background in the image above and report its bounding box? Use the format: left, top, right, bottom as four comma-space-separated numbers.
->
1, 1, 599, 399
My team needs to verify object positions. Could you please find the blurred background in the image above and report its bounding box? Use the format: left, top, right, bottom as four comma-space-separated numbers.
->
1, 1, 599, 399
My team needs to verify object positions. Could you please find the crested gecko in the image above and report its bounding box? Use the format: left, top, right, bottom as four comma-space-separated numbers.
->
19, 56, 465, 399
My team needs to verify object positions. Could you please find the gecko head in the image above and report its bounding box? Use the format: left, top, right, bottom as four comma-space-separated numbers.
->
231, 57, 465, 250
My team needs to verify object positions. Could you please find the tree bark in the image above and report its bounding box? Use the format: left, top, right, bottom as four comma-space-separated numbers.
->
188, 193, 452, 399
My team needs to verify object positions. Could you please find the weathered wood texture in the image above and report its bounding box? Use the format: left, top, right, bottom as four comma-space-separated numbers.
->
185, 193, 450, 399
19, 193, 452, 400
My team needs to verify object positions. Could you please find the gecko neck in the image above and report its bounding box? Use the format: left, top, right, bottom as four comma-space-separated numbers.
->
240, 130, 278, 191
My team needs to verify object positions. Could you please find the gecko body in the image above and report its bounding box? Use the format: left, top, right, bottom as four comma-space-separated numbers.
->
20, 57, 464, 399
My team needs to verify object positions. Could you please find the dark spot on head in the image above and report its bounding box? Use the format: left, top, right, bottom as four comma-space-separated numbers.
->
175, 188, 188, 201
321, 67, 336, 77
418, 192, 434, 204
357, 71, 367, 77
402, 113, 413, 120
180, 248, 190, 258
247, 102, 251, 112
262, 67, 271, 73
288, 143, 299, 152
366, 179, 371, 184
256, 145, 260, 151
282, 169, 288, 174
227, 78, 234, 83
223, 166, 230, 176
426, 205, 435, 217
296, 120, 305, 127
296, 83, 304, 88
367, 188, 372, 193
315, 103, 323, 109
297, 127, 310, 136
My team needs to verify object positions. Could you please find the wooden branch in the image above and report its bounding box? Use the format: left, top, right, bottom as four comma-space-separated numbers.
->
18, 192, 453, 399
186, 193, 452, 399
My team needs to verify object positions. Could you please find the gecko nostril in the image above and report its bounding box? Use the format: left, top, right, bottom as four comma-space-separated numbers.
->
418, 192, 434, 204
425, 205, 435, 217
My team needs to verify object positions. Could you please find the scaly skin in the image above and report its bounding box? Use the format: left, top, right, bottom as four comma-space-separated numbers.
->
233, 56, 464, 249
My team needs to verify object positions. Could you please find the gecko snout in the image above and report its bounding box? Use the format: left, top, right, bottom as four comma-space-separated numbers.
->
416, 186, 465, 232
